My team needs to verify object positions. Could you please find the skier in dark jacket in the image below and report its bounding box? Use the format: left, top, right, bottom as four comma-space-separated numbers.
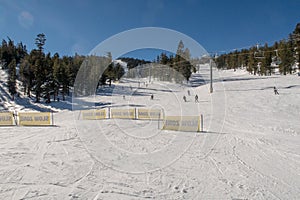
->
195, 94, 199, 103
274, 86, 279, 95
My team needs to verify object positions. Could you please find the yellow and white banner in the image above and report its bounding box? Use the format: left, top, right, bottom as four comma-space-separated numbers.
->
19, 112, 51, 126
81, 109, 106, 120
111, 108, 135, 119
0, 112, 14, 126
162, 116, 202, 132
137, 109, 162, 120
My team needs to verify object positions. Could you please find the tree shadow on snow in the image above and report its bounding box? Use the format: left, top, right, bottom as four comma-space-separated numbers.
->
223, 84, 300, 93
96, 84, 177, 97
109, 104, 146, 108
201, 131, 228, 135
217, 76, 279, 83
14, 97, 55, 112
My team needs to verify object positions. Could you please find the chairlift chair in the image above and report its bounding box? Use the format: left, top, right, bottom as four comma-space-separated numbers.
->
254, 43, 265, 59
254, 51, 265, 59
272, 56, 282, 65
272, 49, 282, 65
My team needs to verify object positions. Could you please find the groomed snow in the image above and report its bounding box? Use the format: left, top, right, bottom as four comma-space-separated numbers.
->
0, 65, 299, 199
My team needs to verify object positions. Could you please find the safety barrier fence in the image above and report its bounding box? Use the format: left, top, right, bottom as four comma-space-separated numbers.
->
79, 108, 203, 132
0, 112, 14, 126
0, 111, 54, 126
162, 116, 203, 132
0, 109, 203, 132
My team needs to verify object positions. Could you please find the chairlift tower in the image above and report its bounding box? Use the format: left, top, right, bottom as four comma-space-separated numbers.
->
210, 58, 213, 93
209, 53, 218, 93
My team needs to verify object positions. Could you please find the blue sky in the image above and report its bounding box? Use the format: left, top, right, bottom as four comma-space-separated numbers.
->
0, 0, 299, 60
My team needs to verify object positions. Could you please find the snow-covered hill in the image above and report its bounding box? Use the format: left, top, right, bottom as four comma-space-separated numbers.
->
113, 59, 128, 72
0, 64, 299, 199
113, 59, 128, 68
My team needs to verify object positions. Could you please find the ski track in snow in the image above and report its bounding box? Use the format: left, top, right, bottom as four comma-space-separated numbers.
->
0, 65, 299, 199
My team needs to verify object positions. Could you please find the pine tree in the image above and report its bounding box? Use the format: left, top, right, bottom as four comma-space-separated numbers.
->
60, 56, 71, 100
35, 33, 46, 52
52, 53, 61, 101
0, 40, 8, 68
247, 47, 256, 74
42, 53, 53, 103
160, 52, 169, 65
174, 41, 193, 82
176, 40, 184, 58
216, 54, 226, 69
7, 59, 17, 100
179, 60, 192, 81
1, 39, 16, 69
279, 40, 294, 75
20, 53, 36, 97
70, 53, 84, 86
16, 42, 27, 64
31, 33, 47, 102
260, 43, 272, 75
33, 51, 44, 102
291, 23, 300, 71
115, 63, 125, 80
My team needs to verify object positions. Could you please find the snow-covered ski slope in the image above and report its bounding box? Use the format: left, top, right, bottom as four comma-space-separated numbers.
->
0, 64, 299, 199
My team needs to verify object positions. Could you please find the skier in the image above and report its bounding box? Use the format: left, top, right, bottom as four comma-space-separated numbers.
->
187, 90, 190, 96
274, 86, 279, 95
195, 94, 199, 103
150, 94, 154, 100
183, 95, 187, 102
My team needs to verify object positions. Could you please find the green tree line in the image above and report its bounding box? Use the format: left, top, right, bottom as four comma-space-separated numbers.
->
0, 34, 85, 102
154, 40, 195, 82
0, 35, 203, 103
123, 41, 195, 83
0, 34, 151, 102
215, 23, 300, 75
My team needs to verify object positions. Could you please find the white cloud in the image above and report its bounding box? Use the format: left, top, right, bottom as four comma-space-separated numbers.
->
18, 11, 34, 29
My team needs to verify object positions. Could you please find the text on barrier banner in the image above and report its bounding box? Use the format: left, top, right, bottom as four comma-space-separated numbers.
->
0, 112, 14, 126
137, 109, 162, 120
19, 112, 51, 126
111, 108, 135, 119
81, 109, 106, 120
162, 116, 202, 132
